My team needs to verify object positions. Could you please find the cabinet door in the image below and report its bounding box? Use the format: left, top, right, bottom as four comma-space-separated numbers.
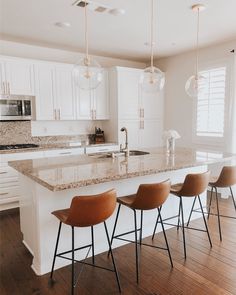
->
76, 88, 93, 120
34, 64, 55, 120
94, 70, 109, 120
4, 59, 35, 95
118, 69, 141, 120
141, 89, 164, 120
139, 120, 163, 148
119, 120, 140, 149
54, 65, 76, 120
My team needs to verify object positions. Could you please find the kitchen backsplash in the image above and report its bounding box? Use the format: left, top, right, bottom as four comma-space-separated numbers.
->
0, 121, 88, 145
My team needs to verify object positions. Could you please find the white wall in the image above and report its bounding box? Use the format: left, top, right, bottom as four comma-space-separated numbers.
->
157, 40, 236, 150
0, 39, 146, 137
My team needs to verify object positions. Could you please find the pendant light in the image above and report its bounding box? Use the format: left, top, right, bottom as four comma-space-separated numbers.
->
140, 0, 165, 93
185, 4, 207, 97
74, 0, 103, 90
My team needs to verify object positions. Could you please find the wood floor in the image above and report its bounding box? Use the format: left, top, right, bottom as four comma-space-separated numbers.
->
1, 195, 236, 295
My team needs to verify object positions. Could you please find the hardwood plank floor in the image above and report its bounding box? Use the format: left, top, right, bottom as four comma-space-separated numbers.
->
1, 195, 236, 295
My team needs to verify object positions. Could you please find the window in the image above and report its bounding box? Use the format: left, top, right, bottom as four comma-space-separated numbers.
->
196, 66, 226, 138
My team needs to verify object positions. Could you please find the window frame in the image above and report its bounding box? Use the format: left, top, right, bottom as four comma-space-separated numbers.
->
192, 59, 231, 147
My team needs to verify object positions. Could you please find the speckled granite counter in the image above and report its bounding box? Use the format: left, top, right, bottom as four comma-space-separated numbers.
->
9, 147, 235, 192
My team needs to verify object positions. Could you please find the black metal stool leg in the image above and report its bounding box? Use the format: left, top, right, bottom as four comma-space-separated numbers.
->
133, 209, 139, 283
186, 196, 197, 227
198, 195, 212, 247
50, 221, 62, 280
139, 210, 143, 246
215, 187, 222, 241
108, 204, 121, 256
180, 197, 187, 259
91, 226, 95, 265
177, 198, 181, 231
230, 187, 236, 211
152, 206, 161, 240
158, 208, 173, 268
207, 187, 213, 220
71, 226, 75, 295
103, 221, 121, 293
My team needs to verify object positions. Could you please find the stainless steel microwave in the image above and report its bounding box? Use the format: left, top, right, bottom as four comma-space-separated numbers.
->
0, 95, 36, 121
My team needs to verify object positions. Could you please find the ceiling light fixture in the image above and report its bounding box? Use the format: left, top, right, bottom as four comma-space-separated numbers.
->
73, 0, 103, 90
185, 4, 207, 97
140, 0, 165, 93
109, 8, 126, 16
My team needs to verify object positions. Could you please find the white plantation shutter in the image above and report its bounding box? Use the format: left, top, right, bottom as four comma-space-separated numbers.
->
197, 67, 226, 137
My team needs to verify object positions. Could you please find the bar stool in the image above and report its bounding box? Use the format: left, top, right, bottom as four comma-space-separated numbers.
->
153, 171, 212, 259
49, 189, 121, 295
110, 179, 173, 283
207, 166, 236, 241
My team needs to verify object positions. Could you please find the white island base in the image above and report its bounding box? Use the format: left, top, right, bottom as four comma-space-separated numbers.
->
19, 165, 207, 276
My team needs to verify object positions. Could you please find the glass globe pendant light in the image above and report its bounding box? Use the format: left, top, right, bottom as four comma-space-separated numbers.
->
185, 4, 207, 97
74, 0, 103, 90
140, 0, 165, 93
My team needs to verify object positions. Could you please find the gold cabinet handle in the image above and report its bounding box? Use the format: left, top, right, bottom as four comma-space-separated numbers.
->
58, 109, 61, 120
94, 110, 96, 120
54, 109, 57, 120
7, 82, 10, 95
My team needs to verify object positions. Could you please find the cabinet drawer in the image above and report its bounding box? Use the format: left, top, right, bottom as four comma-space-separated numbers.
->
0, 186, 20, 199
85, 145, 119, 154
44, 148, 84, 157
0, 166, 18, 178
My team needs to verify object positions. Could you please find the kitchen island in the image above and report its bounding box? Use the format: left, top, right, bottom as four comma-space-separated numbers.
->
9, 147, 235, 275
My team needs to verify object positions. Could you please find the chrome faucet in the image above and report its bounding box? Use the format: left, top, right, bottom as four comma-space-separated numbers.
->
120, 127, 129, 157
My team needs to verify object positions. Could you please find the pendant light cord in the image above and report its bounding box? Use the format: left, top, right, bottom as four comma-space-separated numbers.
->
195, 8, 200, 76
85, 0, 89, 62
150, 0, 154, 71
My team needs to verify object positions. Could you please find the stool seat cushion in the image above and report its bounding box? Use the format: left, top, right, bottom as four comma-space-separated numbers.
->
117, 194, 136, 207
170, 183, 183, 196
52, 208, 70, 224
209, 177, 218, 186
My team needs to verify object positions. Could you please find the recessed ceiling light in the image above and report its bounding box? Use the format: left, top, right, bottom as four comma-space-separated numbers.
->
55, 22, 71, 28
109, 8, 126, 16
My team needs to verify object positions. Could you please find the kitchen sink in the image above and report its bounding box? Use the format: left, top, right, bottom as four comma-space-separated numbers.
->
88, 150, 150, 158
129, 150, 150, 156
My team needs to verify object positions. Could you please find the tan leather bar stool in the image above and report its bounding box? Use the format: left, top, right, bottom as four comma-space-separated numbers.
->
205, 166, 235, 241
153, 171, 212, 259
110, 179, 173, 284
49, 189, 121, 295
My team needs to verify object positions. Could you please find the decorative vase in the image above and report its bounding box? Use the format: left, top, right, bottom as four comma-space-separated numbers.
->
166, 138, 175, 154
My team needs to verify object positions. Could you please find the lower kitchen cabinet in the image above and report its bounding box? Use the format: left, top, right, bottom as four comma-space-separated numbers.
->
119, 119, 163, 149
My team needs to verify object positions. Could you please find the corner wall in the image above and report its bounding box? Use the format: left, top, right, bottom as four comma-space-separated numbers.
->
157, 40, 236, 149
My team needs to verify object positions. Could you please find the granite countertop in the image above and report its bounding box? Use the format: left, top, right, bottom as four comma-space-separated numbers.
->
0, 142, 118, 154
8, 147, 236, 192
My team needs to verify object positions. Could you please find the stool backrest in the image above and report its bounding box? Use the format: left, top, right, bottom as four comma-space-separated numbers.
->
213, 166, 236, 188
178, 171, 210, 196
67, 189, 117, 227
131, 179, 171, 210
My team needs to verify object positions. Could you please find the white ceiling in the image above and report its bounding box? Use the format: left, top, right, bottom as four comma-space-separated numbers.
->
1, 0, 236, 62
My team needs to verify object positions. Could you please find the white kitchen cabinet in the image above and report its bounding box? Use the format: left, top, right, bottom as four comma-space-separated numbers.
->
54, 64, 76, 120
0, 151, 44, 211
0, 57, 35, 95
76, 69, 109, 120
35, 63, 77, 121
117, 67, 141, 120
108, 66, 164, 149
34, 63, 55, 120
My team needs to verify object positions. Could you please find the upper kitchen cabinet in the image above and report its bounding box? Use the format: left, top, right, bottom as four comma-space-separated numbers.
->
116, 67, 141, 120
0, 57, 35, 96
76, 69, 109, 120
35, 62, 76, 121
